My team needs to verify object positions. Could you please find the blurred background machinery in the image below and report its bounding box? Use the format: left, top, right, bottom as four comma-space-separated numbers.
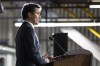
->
0, 0, 100, 66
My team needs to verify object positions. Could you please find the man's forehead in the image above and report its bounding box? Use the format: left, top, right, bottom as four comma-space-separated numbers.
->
35, 8, 42, 12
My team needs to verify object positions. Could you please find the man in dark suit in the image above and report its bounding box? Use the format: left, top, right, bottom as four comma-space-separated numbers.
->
15, 3, 50, 66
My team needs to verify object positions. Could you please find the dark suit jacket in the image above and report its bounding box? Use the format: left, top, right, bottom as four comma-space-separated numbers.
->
15, 22, 46, 66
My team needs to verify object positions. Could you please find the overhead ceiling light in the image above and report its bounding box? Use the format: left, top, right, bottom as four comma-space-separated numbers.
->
15, 22, 100, 27
0, 3, 4, 13
0, 45, 15, 53
89, 4, 100, 8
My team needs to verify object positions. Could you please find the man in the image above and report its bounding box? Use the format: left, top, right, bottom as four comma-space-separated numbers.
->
15, 3, 50, 66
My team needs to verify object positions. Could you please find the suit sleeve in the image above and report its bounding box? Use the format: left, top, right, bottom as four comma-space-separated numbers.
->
23, 27, 46, 66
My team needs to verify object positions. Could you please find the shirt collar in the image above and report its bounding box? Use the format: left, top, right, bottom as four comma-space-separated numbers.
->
25, 20, 34, 29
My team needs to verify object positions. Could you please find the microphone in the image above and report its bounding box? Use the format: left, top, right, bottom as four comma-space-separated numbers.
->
49, 36, 66, 53
49, 36, 54, 41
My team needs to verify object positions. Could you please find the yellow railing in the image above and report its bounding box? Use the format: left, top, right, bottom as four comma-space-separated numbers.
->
79, 7, 100, 39
63, 4, 100, 39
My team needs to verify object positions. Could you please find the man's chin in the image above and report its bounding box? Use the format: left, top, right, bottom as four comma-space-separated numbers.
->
34, 22, 39, 25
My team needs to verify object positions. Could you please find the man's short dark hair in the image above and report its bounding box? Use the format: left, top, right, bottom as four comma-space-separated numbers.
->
21, 3, 41, 20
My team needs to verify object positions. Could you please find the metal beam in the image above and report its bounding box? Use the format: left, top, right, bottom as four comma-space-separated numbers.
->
1, 0, 45, 1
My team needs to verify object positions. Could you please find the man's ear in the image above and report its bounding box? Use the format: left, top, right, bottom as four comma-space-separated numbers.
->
28, 12, 32, 17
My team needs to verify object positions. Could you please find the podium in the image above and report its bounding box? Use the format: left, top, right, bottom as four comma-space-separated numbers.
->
47, 49, 92, 66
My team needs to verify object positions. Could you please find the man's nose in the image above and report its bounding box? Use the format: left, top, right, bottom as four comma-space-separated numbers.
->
39, 15, 41, 19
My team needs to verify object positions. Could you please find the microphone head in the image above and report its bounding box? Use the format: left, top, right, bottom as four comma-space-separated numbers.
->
49, 36, 54, 40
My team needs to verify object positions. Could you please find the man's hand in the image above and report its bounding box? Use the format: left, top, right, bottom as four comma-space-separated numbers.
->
42, 53, 49, 59
42, 54, 50, 63
43, 54, 56, 63
47, 56, 56, 62
44, 58, 50, 63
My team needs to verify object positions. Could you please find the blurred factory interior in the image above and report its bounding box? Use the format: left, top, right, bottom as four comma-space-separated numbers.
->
0, 0, 100, 66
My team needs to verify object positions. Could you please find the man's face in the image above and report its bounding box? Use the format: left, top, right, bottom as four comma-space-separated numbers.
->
30, 8, 42, 25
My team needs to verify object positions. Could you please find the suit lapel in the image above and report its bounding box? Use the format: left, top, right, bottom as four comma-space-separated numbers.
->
22, 21, 40, 50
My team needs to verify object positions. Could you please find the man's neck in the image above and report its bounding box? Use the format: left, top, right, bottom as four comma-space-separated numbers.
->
25, 19, 32, 23
24, 20, 34, 29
